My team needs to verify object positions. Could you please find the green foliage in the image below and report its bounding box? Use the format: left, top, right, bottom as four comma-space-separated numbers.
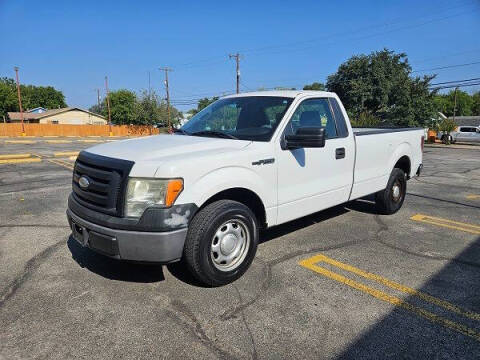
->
350, 111, 381, 127
92, 89, 182, 126
102, 89, 137, 125
438, 118, 457, 144
135, 90, 182, 127
326, 49, 436, 127
433, 90, 475, 117
303, 82, 325, 91
472, 92, 480, 115
0, 77, 66, 118
189, 97, 219, 116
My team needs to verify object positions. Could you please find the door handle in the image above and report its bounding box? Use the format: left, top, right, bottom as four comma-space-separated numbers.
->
335, 147, 345, 159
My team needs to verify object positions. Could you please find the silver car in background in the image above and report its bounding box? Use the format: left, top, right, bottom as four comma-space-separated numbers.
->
439, 126, 480, 144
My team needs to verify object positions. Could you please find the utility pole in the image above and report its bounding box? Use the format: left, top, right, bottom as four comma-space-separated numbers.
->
452, 87, 458, 122
229, 53, 241, 94
105, 76, 113, 136
14, 67, 26, 136
159, 67, 173, 129
96, 88, 101, 108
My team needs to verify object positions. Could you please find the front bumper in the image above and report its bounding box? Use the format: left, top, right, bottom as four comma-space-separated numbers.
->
67, 208, 187, 263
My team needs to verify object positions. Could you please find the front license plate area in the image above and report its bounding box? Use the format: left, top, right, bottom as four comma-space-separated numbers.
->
71, 221, 88, 246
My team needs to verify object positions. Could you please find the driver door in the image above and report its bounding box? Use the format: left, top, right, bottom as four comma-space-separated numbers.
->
275, 97, 354, 224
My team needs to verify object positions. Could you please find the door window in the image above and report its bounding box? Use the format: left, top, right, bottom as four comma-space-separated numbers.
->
284, 98, 337, 138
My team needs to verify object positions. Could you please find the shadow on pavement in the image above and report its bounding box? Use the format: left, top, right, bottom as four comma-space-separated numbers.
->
67, 236, 165, 283
260, 205, 350, 244
337, 236, 480, 359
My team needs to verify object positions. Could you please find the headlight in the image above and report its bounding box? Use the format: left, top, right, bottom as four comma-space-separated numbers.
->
125, 178, 183, 218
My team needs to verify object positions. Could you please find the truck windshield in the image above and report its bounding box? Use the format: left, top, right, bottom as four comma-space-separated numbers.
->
180, 96, 294, 141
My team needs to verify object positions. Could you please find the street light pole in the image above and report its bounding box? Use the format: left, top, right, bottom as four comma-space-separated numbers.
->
14, 67, 26, 136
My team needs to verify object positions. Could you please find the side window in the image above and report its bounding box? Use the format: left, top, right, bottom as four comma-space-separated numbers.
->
329, 98, 348, 138
284, 98, 337, 138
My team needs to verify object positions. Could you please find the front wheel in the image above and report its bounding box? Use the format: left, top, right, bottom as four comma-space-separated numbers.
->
183, 200, 259, 286
375, 168, 407, 215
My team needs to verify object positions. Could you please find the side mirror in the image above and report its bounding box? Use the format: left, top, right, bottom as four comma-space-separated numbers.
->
282, 127, 326, 150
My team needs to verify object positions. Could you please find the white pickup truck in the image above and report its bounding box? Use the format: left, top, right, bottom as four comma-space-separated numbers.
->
67, 91, 423, 286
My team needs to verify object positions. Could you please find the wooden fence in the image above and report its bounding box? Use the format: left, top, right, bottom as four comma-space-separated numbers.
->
0, 123, 161, 137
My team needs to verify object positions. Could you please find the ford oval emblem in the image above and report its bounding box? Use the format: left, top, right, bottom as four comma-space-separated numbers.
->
78, 176, 90, 190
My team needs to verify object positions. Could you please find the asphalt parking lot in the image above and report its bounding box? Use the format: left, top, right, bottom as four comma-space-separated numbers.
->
0, 140, 479, 359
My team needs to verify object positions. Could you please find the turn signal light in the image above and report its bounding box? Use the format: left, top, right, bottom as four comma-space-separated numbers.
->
166, 179, 184, 207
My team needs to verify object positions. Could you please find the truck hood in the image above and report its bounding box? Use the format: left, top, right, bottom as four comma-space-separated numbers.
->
85, 134, 251, 162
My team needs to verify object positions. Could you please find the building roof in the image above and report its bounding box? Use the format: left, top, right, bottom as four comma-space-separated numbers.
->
27, 107, 47, 113
8, 107, 105, 121
449, 116, 480, 127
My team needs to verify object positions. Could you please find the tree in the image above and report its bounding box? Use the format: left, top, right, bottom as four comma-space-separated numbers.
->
433, 90, 474, 117
189, 96, 219, 115
438, 118, 457, 145
303, 82, 325, 91
0, 77, 66, 118
326, 49, 436, 127
101, 89, 136, 125
472, 92, 480, 115
135, 89, 182, 127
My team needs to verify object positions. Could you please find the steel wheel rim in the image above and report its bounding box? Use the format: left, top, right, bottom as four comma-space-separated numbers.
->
210, 219, 250, 272
392, 180, 402, 202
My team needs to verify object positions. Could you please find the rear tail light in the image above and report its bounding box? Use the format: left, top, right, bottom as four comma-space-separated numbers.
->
421, 136, 424, 152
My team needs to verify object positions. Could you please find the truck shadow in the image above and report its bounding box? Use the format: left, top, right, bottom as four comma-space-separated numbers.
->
67, 198, 377, 285
336, 236, 480, 359
67, 236, 165, 283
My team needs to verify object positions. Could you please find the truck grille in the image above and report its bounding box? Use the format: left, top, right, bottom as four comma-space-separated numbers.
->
72, 151, 134, 217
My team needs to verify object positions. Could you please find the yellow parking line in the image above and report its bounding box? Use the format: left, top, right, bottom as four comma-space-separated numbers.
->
4, 140, 37, 144
466, 194, 480, 200
411, 214, 480, 235
69, 156, 77, 161
0, 153, 31, 160
299, 254, 480, 342
54, 151, 79, 157
47, 159, 74, 170
306, 254, 480, 321
77, 139, 102, 143
0, 158, 42, 165
46, 140, 73, 144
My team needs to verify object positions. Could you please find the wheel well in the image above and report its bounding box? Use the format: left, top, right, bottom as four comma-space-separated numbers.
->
201, 188, 267, 228
394, 156, 411, 178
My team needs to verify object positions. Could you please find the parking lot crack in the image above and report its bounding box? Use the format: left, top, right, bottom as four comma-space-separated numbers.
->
233, 285, 258, 360
374, 238, 480, 269
167, 298, 240, 360
0, 239, 65, 308
221, 238, 369, 321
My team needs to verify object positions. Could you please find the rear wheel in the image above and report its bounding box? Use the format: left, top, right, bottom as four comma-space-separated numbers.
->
183, 200, 259, 286
375, 168, 407, 215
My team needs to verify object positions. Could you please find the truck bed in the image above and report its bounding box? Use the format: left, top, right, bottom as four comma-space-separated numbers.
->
353, 127, 424, 136
349, 127, 424, 201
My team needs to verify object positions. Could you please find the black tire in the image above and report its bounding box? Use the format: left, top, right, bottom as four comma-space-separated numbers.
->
183, 200, 259, 287
375, 168, 407, 215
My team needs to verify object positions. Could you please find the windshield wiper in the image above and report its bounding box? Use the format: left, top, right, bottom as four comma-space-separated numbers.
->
173, 128, 190, 135
191, 130, 238, 140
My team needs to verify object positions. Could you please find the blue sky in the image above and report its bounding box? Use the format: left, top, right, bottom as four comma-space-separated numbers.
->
0, 0, 479, 111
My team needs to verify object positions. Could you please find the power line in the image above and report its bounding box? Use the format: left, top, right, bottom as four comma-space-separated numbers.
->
413, 61, 480, 72
430, 77, 480, 86
170, 1, 477, 71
